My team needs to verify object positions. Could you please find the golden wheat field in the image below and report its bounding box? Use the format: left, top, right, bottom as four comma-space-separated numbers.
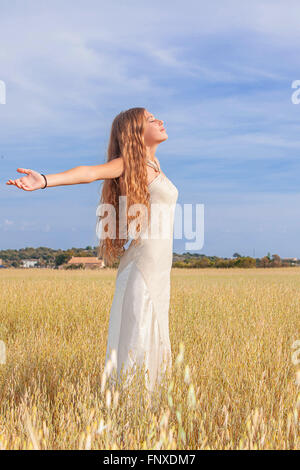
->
0, 267, 299, 450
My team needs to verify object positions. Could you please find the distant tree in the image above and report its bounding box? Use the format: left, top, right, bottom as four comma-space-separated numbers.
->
234, 256, 256, 268
194, 256, 211, 268
65, 263, 84, 270
173, 261, 187, 268
271, 254, 282, 267
233, 253, 242, 258
260, 256, 270, 268
55, 253, 72, 267
215, 259, 231, 268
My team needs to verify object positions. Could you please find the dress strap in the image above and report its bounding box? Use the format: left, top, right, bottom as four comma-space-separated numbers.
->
146, 158, 160, 172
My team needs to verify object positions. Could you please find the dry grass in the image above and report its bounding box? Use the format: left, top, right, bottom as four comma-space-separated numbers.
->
0, 267, 299, 450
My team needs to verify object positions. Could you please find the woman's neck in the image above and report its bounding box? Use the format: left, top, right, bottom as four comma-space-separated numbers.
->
147, 155, 157, 162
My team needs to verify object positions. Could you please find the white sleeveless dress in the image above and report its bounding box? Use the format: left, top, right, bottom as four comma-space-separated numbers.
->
104, 165, 179, 392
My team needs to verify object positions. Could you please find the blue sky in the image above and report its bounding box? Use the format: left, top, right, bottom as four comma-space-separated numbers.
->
1, 0, 300, 257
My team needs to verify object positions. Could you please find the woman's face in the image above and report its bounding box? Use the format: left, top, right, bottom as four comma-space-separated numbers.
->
143, 110, 168, 146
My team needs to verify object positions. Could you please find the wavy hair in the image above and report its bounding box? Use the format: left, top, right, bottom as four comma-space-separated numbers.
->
96, 107, 152, 267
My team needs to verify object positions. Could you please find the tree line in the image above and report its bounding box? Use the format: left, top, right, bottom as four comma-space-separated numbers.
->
172, 252, 298, 268
0, 247, 298, 269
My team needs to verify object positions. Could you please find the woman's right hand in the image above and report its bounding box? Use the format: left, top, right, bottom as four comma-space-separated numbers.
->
6, 168, 46, 191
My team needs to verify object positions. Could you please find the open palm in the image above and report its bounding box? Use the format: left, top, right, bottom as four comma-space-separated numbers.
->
6, 168, 45, 191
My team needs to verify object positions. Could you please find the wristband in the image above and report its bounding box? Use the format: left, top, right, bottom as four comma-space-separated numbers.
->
41, 174, 48, 189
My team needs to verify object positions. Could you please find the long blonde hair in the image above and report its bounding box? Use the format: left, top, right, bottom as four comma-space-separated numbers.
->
96, 107, 152, 267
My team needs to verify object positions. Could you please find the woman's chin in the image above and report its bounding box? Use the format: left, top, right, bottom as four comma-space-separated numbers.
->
159, 133, 168, 142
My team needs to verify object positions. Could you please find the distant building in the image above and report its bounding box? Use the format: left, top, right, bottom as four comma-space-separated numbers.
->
282, 257, 298, 266
60, 256, 105, 270
21, 259, 39, 268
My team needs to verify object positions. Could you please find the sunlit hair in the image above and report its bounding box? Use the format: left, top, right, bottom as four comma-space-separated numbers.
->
96, 107, 152, 267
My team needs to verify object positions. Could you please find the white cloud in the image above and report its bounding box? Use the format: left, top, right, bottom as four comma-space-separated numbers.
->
0, 219, 14, 230
0, 0, 299, 148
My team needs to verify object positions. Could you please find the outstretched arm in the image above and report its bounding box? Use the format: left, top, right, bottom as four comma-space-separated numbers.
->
87, 157, 124, 182
6, 157, 124, 191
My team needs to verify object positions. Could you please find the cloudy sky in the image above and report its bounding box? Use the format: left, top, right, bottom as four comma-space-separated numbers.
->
1, 0, 300, 257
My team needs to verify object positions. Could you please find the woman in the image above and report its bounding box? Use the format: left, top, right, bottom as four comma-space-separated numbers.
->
6, 107, 179, 394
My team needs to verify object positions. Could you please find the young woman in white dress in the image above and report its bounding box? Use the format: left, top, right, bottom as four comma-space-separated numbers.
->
6, 107, 179, 394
